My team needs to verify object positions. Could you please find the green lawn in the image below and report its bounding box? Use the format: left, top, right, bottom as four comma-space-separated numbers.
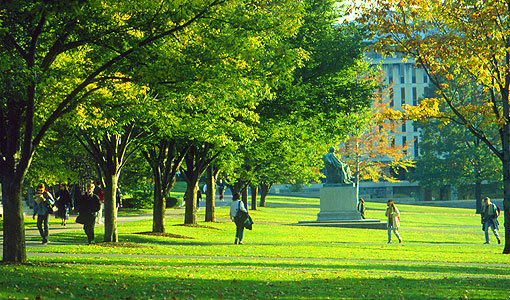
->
2, 196, 510, 299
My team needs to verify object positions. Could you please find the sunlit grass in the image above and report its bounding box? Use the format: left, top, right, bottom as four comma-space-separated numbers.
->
3, 195, 510, 299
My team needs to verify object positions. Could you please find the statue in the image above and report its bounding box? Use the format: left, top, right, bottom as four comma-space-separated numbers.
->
323, 146, 353, 184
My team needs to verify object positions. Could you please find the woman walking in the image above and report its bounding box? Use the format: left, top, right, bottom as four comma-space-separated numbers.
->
55, 183, 73, 226
230, 193, 247, 245
385, 199, 402, 244
32, 183, 55, 244
76, 183, 101, 244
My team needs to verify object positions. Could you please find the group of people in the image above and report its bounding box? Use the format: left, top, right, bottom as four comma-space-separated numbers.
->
359, 196, 502, 244
32, 181, 115, 245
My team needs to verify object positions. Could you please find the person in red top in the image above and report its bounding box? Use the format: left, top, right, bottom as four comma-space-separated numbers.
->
94, 180, 104, 224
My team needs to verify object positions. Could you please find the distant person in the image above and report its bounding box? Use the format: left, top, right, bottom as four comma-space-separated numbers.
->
481, 197, 501, 244
32, 183, 55, 244
76, 183, 101, 244
385, 199, 402, 244
94, 180, 104, 224
55, 183, 73, 226
217, 179, 225, 201
357, 198, 366, 219
230, 193, 248, 245
116, 187, 123, 214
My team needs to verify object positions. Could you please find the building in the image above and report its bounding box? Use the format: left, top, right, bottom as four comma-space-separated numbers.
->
366, 50, 430, 159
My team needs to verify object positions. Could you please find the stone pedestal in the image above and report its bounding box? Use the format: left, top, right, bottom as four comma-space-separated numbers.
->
317, 184, 361, 221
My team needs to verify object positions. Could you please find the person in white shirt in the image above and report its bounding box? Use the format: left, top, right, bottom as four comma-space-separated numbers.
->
230, 193, 247, 245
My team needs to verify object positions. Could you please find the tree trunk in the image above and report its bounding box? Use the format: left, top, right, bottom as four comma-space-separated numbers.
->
205, 166, 216, 222
152, 173, 165, 233
1, 176, 26, 263
250, 185, 257, 210
184, 182, 198, 224
241, 188, 248, 210
259, 182, 272, 207
475, 179, 482, 214
502, 157, 510, 254
103, 174, 119, 242
424, 189, 433, 201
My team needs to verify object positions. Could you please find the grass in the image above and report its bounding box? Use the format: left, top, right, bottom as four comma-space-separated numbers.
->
2, 195, 510, 299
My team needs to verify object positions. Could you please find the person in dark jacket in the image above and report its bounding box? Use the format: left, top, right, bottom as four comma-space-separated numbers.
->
32, 183, 55, 244
358, 198, 366, 219
481, 197, 501, 244
55, 183, 73, 226
76, 183, 101, 244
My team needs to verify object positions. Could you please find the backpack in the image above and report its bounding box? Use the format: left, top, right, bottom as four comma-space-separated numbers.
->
495, 205, 501, 218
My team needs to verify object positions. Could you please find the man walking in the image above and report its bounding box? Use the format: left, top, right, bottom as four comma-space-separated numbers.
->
481, 197, 501, 244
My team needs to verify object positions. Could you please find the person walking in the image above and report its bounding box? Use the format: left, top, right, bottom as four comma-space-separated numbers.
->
358, 198, 366, 219
32, 183, 55, 244
385, 199, 402, 244
217, 179, 225, 201
230, 193, 247, 245
94, 180, 104, 224
55, 183, 73, 226
76, 183, 101, 244
481, 197, 501, 244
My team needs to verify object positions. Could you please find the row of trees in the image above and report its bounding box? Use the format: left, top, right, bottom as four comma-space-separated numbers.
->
1, 0, 380, 263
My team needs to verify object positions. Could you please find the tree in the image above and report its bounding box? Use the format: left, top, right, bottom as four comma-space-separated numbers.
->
358, 0, 510, 253
0, 0, 228, 262
252, 0, 379, 204
339, 87, 414, 202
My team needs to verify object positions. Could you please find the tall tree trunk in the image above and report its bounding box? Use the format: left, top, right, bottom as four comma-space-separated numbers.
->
152, 172, 165, 233
1, 176, 26, 263
143, 140, 189, 233
250, 185, 257, 210
502, 158, 510, 254
259, 182, 272, 207
241, 188, 248, 210
475, 179, 482, 214
184, 181, 198, 224
205, 166, 216, 222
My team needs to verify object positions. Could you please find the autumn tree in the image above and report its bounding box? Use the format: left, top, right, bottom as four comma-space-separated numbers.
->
339, 87, 414, 202
358, 0, 510, 253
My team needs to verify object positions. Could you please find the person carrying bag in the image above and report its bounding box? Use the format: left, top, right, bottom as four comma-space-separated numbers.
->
230, 193, 253, 244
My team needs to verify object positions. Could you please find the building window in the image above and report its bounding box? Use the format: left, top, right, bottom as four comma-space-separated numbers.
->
413, 121, 418, 132
412, 87, 417, 106
391, 137, 395, 148
423, 73, 428, 83
412, 67, 416, 84
402, 121, 406, 132
402, 136, 407, 155
414, 138, 419, 157
399, 64, 405, 84
401, 88, 406, 106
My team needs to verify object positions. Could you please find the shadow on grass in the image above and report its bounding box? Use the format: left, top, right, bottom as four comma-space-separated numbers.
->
0, 262, 506, 299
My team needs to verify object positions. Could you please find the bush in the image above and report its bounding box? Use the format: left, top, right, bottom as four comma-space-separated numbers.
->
165, 197, 179, 208
122, 190, 153, 209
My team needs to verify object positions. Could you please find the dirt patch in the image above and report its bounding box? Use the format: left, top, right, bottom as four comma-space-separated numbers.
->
136, 232, 194, 239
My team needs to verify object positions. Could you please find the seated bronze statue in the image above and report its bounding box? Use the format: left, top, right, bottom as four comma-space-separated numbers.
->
323, 146, 353, 184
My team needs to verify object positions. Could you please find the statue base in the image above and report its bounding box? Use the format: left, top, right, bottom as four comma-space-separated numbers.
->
317, 184, 361, 221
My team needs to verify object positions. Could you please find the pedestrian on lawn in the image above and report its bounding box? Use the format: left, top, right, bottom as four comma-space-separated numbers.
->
76, 183, 101, 244
385, 199, 402, 244
32, 183, 55, 244
55, 183, 73, 226
358, 198, 366, 219
230, 192, 247, 245
481, 197, 501, 244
